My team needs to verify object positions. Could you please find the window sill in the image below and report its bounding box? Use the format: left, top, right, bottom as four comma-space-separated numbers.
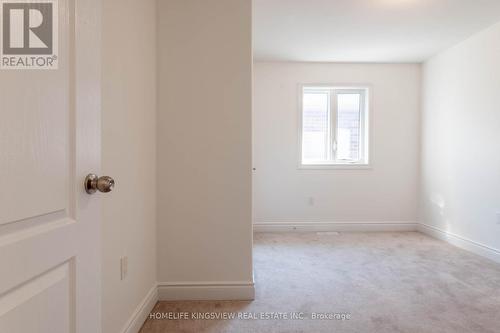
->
298, 163, 372, 170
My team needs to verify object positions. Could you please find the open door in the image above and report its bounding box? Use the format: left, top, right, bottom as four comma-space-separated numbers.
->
0, 0, 102, 332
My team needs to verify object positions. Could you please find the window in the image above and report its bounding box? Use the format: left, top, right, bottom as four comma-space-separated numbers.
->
300, 86, 369, 167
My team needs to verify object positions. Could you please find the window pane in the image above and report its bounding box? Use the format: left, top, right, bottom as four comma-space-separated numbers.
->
337, 94, 361, 161
302, 92, 329, 162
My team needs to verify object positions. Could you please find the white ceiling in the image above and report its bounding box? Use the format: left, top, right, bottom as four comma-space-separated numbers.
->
253, 0, 500, 63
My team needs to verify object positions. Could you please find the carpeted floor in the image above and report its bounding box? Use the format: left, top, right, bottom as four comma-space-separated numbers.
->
140, 232, 500, 333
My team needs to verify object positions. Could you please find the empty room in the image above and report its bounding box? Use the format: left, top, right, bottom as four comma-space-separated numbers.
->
1, 0, 500, 333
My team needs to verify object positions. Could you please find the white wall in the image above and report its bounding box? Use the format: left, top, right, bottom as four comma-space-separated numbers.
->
101, 0, 157, 332
253, 62, 420, 226
420, 22, 500, 252
157, 0, 254, 296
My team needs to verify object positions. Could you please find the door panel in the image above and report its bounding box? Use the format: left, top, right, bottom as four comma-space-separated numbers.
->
0, 0, 69, 226
0, 0, 101, 332
0, 262, 71, 333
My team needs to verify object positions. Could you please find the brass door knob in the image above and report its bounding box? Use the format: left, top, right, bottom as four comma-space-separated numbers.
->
84, 174, 115, 194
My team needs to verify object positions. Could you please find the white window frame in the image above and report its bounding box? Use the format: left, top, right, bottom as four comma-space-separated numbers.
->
298, 84, 371, 169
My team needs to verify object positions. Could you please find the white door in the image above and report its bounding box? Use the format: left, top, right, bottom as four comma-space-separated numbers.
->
0, 0, 102, 332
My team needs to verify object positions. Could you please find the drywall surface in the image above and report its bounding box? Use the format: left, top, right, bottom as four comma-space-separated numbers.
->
157, 0, 253, 287
253, 62, 421, 225
101, 0, 157, 332
421, 21, 500, 251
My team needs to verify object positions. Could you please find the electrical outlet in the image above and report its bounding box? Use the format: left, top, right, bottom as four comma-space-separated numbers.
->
120, 256, 128, 280
308, 197, 315, 206
496, 212, 500, 225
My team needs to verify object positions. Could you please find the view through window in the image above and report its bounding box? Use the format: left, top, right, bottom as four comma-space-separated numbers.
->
301, 86, 369, 166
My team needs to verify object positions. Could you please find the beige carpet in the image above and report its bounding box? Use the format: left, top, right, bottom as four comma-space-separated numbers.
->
140, 232, 500, 333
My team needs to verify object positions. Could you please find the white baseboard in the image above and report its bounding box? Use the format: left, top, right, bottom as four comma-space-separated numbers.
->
418, 223, 500, 264
119, 280, 254, 332
253, 221, 418, 233
158, 281, 255, 301
121, 283, 158, 333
